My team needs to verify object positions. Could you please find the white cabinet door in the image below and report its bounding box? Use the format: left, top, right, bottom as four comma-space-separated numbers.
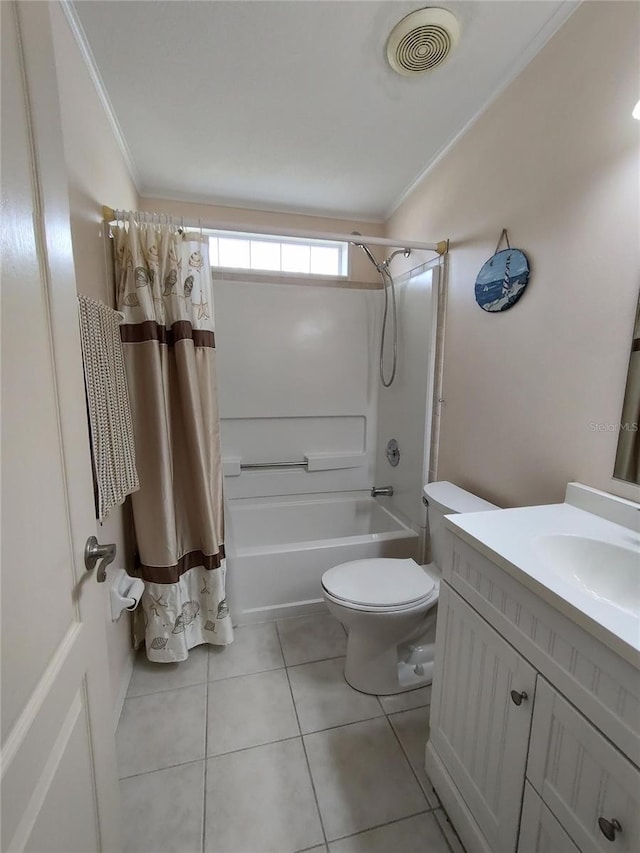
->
1, 3, 120, 851
518, 782, 580, 853
528, 678, 640, 853
429, 584, 537, 853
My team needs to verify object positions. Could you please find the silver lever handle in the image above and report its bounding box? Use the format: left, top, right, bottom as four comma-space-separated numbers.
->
84, 536, 116, 583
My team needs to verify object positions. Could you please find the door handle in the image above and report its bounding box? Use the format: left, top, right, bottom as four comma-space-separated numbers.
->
84, 536, 116, 583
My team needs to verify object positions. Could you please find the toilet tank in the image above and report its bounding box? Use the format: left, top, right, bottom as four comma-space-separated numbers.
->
423, 482, 498, 570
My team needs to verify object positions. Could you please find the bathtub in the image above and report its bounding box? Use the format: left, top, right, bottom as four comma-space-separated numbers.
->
225, 491, 419, 624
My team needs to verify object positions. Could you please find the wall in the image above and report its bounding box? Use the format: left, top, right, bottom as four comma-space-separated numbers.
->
49, 3, 139, 724
386, 1, 640, 509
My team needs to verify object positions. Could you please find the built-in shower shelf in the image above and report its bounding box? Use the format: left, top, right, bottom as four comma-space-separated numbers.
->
222, 453, 365, 477
304, 452, 365, 471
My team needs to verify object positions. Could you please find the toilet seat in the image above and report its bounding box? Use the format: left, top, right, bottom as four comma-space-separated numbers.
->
321, 558, 437, 612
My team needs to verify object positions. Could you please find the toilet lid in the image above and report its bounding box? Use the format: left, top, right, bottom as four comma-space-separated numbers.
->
322, 558, 436, 608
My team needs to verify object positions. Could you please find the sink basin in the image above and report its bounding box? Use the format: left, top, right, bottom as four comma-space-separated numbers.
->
535, 534, 640, 615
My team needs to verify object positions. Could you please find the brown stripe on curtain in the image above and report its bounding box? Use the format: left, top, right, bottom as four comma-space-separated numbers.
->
132, 545, 227, 584
121, 319, 216, 348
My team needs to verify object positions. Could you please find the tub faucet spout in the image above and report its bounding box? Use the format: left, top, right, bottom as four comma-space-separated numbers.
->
371, 486, 394, 497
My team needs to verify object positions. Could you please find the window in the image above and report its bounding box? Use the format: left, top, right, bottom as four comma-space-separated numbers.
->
206, 230, 348, 277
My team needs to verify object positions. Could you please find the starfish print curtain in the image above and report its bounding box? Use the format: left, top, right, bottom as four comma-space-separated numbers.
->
114, 214, 233, 661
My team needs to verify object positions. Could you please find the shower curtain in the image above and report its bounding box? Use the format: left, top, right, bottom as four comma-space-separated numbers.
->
114, 214, 233, 661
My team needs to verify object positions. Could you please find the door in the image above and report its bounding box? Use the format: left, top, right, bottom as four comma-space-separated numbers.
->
527, 678, 640, 853
1, 3, 120, 851
518, 782, 580, 853
428, 584, 537, 852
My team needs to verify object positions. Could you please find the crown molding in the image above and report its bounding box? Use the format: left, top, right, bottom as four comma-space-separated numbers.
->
386, 0, 582, 220
59, 0, 141, 192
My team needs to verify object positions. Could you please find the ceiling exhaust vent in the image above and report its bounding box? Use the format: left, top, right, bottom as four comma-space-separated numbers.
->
386, 7, 460, 76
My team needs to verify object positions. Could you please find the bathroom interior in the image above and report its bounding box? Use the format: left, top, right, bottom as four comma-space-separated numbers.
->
2, 1, 640, 852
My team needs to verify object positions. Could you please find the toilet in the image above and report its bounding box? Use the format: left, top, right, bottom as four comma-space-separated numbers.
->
321, 481, 498, 695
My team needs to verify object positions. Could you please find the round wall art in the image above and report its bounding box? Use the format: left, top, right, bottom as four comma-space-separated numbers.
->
475, 234, 530, 313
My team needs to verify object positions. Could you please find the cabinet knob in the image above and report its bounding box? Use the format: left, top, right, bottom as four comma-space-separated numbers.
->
510, 689, 528, 706
598, 817, 622, 842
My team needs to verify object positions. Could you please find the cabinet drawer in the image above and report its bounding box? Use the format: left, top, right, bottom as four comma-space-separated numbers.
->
518, 782, 579, 853
528, 678, 640, 853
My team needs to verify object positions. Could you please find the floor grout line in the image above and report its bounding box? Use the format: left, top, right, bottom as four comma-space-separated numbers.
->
281, 652, 347, 669
379, 700, 431, 716
326, 807, 434, 844
201, 643, 211, 853
277, 621, 329, 850
119, 755, 206, 782
300, 711, 387, 738
125, 678, 211, 700
209, 733, 303, 760
386, 713, 434, 809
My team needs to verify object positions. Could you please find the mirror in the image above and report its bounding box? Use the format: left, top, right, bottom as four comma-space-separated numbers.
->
614, 289, 640, 484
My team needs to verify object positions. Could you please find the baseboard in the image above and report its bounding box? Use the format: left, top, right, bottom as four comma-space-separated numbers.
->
425, 742, 492, 853
113, 647, 135, 731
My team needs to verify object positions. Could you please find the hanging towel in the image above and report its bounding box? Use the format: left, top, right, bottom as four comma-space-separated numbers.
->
78, 293, 139, 520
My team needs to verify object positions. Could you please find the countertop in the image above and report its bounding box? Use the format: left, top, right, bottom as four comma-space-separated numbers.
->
445, 502, 640, 667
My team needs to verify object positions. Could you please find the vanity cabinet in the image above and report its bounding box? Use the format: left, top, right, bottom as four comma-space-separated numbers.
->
426, 535, 640, 853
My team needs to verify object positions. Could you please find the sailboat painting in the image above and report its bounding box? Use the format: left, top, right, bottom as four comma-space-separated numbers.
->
474, 248, 530, 312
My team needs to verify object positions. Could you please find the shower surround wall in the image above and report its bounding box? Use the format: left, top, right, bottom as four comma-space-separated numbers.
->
374, 260, 444, 559
213, 276, 379, 499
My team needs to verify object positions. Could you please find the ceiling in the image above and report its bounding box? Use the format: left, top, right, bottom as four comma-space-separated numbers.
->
71, 0, 576, 220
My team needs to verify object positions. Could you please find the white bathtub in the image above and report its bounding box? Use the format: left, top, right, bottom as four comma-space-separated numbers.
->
225, 491, 419, 624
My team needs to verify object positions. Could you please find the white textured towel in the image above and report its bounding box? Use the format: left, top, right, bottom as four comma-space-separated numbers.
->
78, 294, 139, 520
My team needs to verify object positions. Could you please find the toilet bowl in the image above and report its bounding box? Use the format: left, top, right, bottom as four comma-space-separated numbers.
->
321, 481, 498, 695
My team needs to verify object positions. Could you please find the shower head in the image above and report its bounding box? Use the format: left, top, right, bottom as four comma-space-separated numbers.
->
385, 248, 412, 266
350, 233, 412, 272
350, 232, 381, 270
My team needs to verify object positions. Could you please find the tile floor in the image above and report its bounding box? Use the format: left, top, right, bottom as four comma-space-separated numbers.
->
116, 612, 464, 853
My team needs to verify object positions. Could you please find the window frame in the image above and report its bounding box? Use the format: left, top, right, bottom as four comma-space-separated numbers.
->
205, 228, 350, 278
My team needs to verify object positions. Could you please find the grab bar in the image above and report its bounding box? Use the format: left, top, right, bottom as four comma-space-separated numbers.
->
239, 461, 308, 470
223, 453, 366, 476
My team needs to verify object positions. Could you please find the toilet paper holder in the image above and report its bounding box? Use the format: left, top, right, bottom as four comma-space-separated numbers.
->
110, 569, 144, 621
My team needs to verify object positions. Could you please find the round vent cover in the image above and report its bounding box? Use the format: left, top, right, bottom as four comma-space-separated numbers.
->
386, 7, 460, 76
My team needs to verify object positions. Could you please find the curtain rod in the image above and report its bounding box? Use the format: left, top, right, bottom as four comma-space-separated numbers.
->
102, 205, 449, 256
